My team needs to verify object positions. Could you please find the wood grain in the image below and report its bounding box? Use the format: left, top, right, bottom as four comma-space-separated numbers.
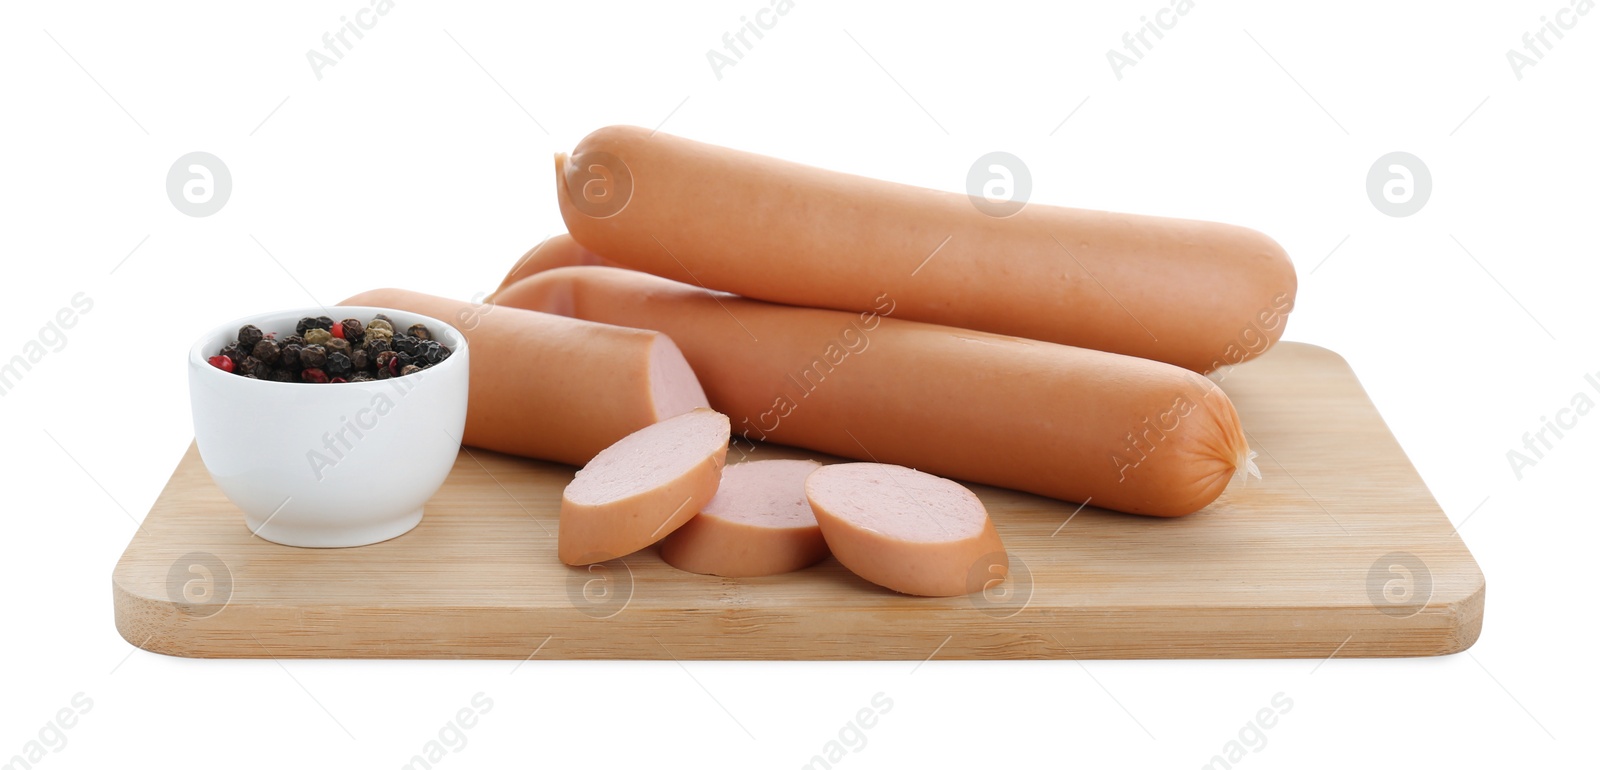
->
112, 343, 1484, 659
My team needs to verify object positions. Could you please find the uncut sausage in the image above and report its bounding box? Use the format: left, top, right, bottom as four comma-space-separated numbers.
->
341, 288, 708, 466
659, 459, 828, 577
560, 408, 730, 565
488, 233, 621, 301
494, 267, 1256, 517
554, 126, 1297, 373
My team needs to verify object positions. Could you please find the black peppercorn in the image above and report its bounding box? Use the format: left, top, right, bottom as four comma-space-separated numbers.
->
400, 364, 423, 376
280, 343, 304, 370
326, 352, 354, 379
300, 344, 327, 369
219, 342, 245, 365
283, 334, 305, 347
237, 355, 263, 377
418, 341, 447, 366
267, 367, 295, 383
364, 336, 391, 356
340, 318, 365, 345
295, 316, 334, 336
373, 313, 394, 326
406, 323, 431, 340
252, 338, 281, 365
324, 337, 352, 356
351, 372, 374, 383
391, 335, 420, 356
237, 324, 264, 349
350, 348, 369, 371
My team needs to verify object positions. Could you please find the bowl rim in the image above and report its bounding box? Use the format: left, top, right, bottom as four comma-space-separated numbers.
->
188, 305, 469, 390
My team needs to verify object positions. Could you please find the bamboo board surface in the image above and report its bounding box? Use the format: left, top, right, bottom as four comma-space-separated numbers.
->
113, 343, 1484, 659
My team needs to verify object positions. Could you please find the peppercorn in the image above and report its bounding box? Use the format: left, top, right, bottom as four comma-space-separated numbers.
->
373, 313, 394, 325
282, 334, 305, 347
237, 324, 264, 350
303, 327, 333, 346
340, 318, 365, 345
375, 350, 397, 372
419, 341, 448, 366
300, 344, 328, 369
217, 342, 243, 365
295, 316, 334, 336
252, 338, 281, 365
280, 343, 304, 370
400, 364, 423, 376
324, 337, 352, 357
237, 355, 263, 377
207, 355, 234, 373
367, 318, 394, 336
391, 335, 420, 356
301, 368, 329, 383
350, 348, 369, 371
406, 323, 432, 340
326, 352, 354, 379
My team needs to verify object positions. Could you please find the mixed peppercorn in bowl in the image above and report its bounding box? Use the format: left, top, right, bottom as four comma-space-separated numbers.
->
206, 313, 453, 384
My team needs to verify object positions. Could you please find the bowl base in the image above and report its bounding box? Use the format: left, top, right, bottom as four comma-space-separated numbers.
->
242, 507, 424, 548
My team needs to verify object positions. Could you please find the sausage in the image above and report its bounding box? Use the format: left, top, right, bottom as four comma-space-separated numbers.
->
340, 288, 709, 466
488, 233, 622, 301
494, 267, 1256, 516
659, 459, 828, 577
554, 126, 1297, 373
560, 408, 730, 565
806, 463, 1006, 597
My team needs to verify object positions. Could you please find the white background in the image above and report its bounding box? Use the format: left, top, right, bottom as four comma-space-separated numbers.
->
2, 1, 1594, 767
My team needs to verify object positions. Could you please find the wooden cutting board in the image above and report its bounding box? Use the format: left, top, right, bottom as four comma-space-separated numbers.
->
112, 343, 1484, 659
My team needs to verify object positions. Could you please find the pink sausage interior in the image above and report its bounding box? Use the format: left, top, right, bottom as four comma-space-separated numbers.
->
647, 336, 710, 421
806, 463, 987, 542
703, 459, 821, 527
565, 408, 728, 506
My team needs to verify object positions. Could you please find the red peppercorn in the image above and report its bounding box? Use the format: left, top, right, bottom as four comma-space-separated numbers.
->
330, 322, 345, 340
329, 377, 348, 383
207, 355, 235, 373
301, 368, 329, 383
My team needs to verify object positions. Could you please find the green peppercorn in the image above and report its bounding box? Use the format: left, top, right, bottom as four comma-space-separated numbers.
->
237, 324, 264, 349
252, 339, 281, 364
367, 318, 394, 335
303, 328, 333, 346
300, 344, 327, 369
351, 372, 374, 383
406, 323, 431, 340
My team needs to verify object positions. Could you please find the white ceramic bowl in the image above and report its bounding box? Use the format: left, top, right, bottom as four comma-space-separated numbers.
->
187, 306, 469, 547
